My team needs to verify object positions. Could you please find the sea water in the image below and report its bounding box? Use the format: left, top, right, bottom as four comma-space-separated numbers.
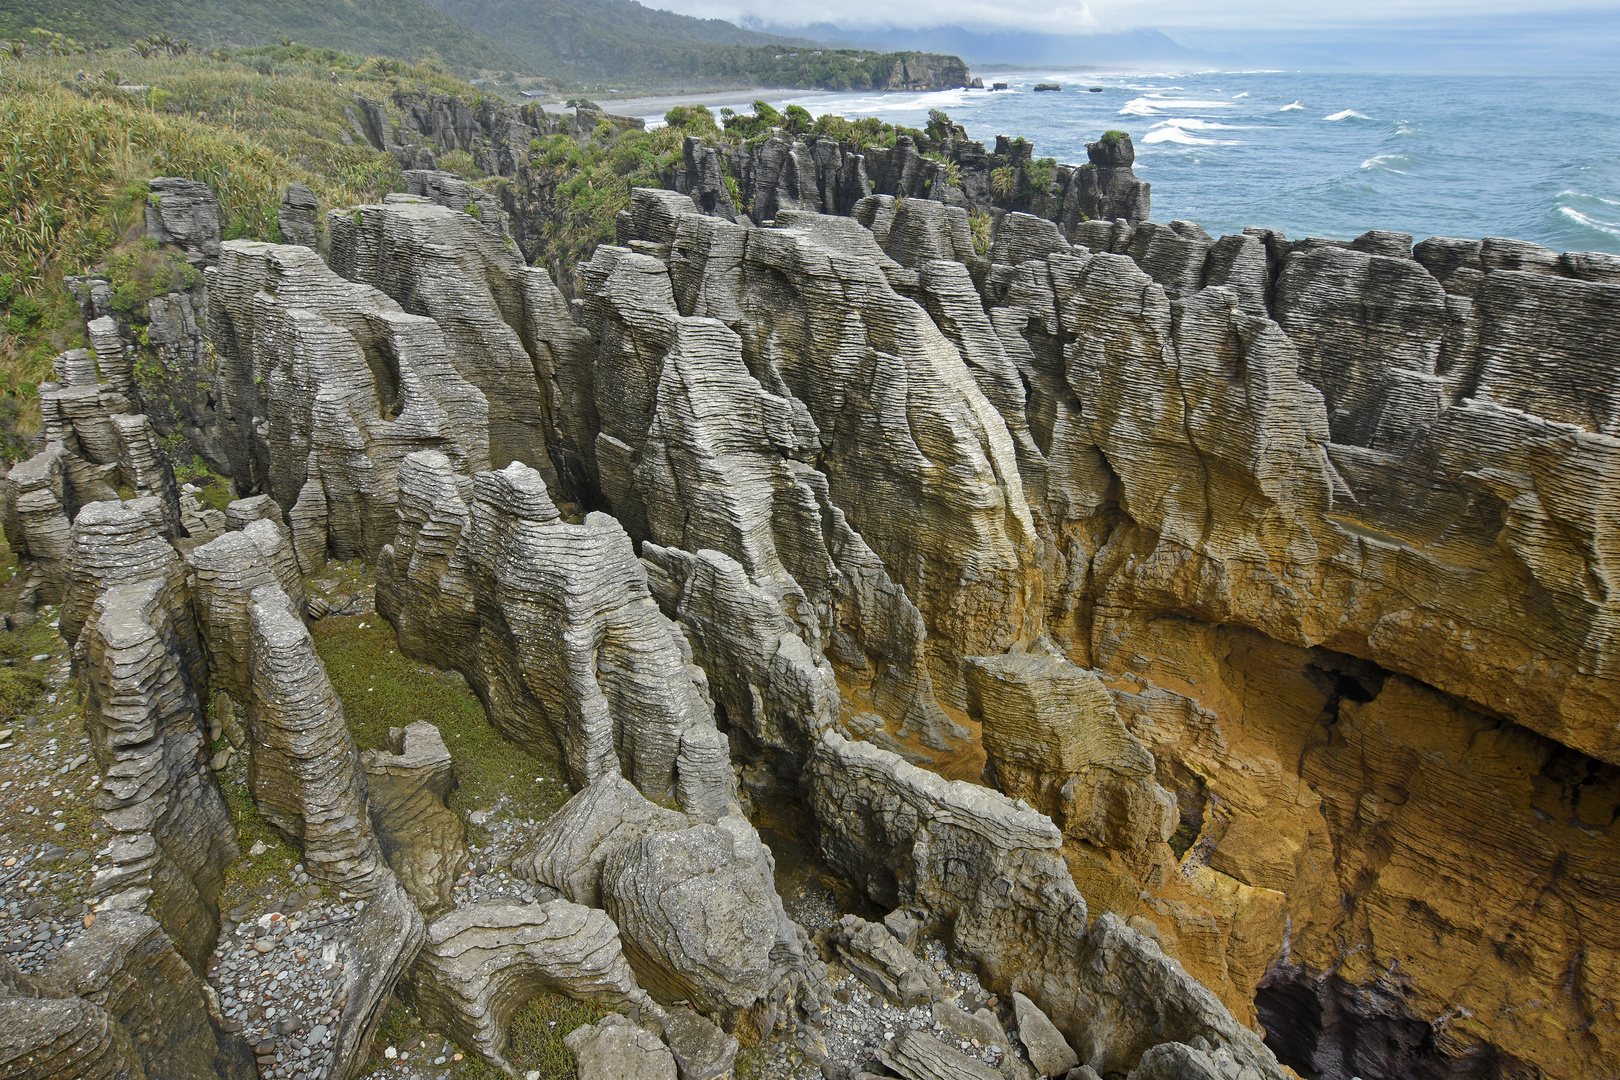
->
635, 69, 1620, 253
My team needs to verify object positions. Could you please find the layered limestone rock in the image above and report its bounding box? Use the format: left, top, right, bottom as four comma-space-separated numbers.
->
809, 732, 1283, 1078
206, 239, 490, 563
244, 583, 388, 892
513, 774, 688, 910
64, 501, 232, 971
602, 813, 821, 1028
612, 188, 1043, 718
360, 722, 469, 920
37, 911, 253, 1080
327, 197, 589, 491
406, 900, 650, 1071
378, 452, 731, 811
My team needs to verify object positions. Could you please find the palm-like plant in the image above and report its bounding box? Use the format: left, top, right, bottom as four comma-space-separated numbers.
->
5, 40, 26, 60
173, 39, 192, 56
131, 40, 155, 58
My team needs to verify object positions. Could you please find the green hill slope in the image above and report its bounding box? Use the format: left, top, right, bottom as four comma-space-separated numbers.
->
425, 0, 957, 89
0, 0, 528, 75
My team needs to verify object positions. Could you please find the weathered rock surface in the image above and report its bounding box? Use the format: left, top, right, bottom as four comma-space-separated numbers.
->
1013, 992, 1079, 1077
206, 238, 490, 563
65, 502, 232, 971
655, 1005, 738, 1080
378, 452, 729, 811
38, 912, 253, 1080
278, 184, 320, 249
602, 813, 820, 1026
360, 722, 469, 920
876, 1029, 1004, 1080
828, 914, 941, 1005
147, 177, 221, 262
406, 900, 649, 1071
564, 1014, 677, 1080
512, 774, 688, 909
245, 583, 388, 892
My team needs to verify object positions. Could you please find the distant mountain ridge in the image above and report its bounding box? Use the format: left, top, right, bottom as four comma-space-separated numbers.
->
750, 23, 1221, 68
424, 0, 971, 89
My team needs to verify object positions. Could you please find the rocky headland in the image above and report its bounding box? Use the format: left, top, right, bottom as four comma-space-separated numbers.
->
3, 116, 1619, 1080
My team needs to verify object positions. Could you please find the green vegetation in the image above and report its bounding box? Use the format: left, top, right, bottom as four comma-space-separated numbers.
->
366, 991, 606, 1078
0, 44, 476, 458
0, 0, 526, 77
1100, 129, 1130, 145
309, 601, 571, 824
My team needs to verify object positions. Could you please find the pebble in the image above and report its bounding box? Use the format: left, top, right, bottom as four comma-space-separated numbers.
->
29, 655, 49, 663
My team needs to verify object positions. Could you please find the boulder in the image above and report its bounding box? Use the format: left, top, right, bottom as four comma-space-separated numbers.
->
407, 900, 649, 1071
512, 774, 688, 909
1013, 992, 1079, 1077
147, 177, 221, 262
828, 914, 941, 1005
876, 1029, 1003, 1080
657, 1005, 738, 1080
602, 814, 814, 1021
564, 1014, 677, 1080
361, 722, 470, 919
277, 184, 319, 248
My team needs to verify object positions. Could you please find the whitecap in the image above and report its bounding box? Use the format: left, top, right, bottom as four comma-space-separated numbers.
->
1142, 127, 1236, 146
1325, 109, 1372, 122
1140, 95, 1233, 108
1149, 118, 1255, 131
1233, 91, 1250, 98
1120, 98, 1162, 116
1360, 154, 1410, 173
1559, 206, 1620, 238
1279, 101, 1305, 111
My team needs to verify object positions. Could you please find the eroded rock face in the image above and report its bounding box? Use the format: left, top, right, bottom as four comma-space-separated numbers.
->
65, 502, 233, 971
378, 451, 730, 811
246, 583, 388, 892
361, 722, 469, 920
513, 774, 689, 910
565, 1014, 677, 1080
602, 814, 817, 1023
809, 733, 1283, 1078
407, 900, 649, 1071
206, 239, 490, 563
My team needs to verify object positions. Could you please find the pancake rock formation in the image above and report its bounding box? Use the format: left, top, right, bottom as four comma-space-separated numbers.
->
8, 149, 1620, 1080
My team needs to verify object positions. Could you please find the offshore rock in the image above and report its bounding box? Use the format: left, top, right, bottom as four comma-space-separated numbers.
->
406, 900, 650, 1071
513, 774, 689, 909
360, 722, 470, 920
601, 813, 816, 1022
378, 452, 728, 810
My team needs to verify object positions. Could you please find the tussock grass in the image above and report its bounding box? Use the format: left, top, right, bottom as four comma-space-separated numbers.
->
0, 46, 477, 456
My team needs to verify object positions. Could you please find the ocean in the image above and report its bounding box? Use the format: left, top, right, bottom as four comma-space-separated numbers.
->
626, 68, 1620, 254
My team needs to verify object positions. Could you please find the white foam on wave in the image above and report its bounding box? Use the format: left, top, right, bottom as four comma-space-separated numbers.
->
1121, 95, 1234, 116
1360, 153, 1411, 173
1149, 118, 1253, 131
1234, 91, 1250, 98
1325, 109, 1372, 122
1279, 101, 1305, 111
1142, 126, 1236, 146
1559, 206, 1620, 238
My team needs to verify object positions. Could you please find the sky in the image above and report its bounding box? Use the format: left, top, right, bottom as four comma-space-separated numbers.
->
656, 0, 1616, 33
